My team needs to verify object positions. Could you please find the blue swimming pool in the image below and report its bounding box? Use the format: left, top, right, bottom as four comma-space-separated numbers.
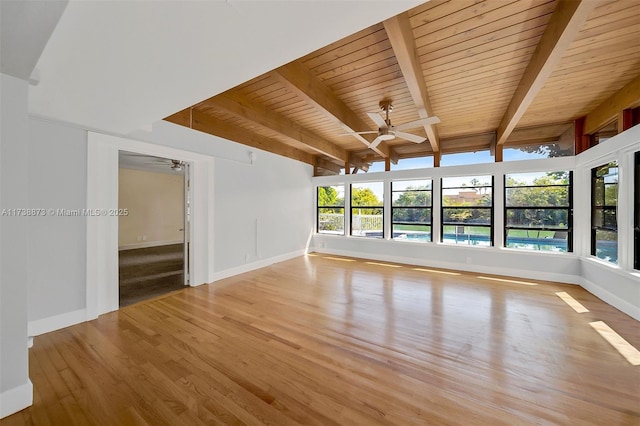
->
388, 231, 618, 263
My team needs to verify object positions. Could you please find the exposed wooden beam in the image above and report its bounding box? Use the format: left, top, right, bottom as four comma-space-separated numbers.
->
494, 144, 503, 162
585, 74, 640, 134
209, 93, 348, 163
496, 0, 597, 146
618, 109, 633, 134
383, 13, 440, 154
315, 158, 342, 174
345, 151, 350, 175
272, 62, 392, 159
164, 109, 191, 127
166, 108, 315, 165
441, 132, 496, 155
574, 117, 590, 154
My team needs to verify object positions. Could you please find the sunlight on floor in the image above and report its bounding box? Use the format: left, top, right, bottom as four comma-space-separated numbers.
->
476, 276, 538, 286
555, 291, 589, 313
412, 268, 460, 275
365, 262, 402, 268
589, 321, 640, 366
324, 256, 356, 262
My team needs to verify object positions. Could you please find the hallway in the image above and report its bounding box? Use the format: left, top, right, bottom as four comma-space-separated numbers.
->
118, 243, 185, 306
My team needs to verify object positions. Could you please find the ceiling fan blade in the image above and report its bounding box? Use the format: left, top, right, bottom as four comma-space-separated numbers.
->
338, 131, 379, 136
395, 116, 441, 131
369, 136, 384, 150
367, 112, 388, 129
395, 131, 426, 144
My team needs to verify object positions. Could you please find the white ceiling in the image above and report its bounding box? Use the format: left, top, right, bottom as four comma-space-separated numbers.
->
0, 0, 68, 81
22, 0, 423, 136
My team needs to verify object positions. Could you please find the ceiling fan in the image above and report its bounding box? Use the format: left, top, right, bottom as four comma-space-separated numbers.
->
343, 101, 440, 149
123, 152, 185, 171
149, 158, 184, 171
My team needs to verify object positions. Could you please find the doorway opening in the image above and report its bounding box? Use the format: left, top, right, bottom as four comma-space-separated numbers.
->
118, 151, 191, 306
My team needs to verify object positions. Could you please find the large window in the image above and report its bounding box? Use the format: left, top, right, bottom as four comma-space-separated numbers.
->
392, 179, 432, 242
591, 162, 618, 264
635, 152, 639, 270
351, 182, 383, 238
441, 176, 493, 246
317, 185, 344, 235
505, 171, 572, 252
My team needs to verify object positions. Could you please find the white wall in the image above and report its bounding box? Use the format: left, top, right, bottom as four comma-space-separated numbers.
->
81, 121, 314, 321
27, 118, 87, 327
575, 125, 640, 318
312, 130, 640, 320
152, 121, 314, 279
0, 73, 32, 418
118, 168, 184, 249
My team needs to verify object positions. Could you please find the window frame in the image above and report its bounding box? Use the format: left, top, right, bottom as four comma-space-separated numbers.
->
391, 179, 433, 243
503, 171, 573, 252
350, 182, 384, 239
440, 176, 494, 246
591, 162, 619, 264
316, 185, 345, 236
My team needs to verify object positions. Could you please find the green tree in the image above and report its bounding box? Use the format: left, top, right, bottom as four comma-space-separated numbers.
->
352, 187, 381, 207
318, 186, 343, 206
394, 186, 431, 207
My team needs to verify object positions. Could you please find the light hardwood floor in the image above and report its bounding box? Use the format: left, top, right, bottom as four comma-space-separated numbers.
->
5, 254, 640, 425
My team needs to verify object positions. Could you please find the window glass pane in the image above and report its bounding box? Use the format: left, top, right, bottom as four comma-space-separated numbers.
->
442, 226, 491, 246
318, 208, 344, 234
391, 157, 434, 171
442, 176, 492, 208
393, 225, 431, 242
505, 209, 569, 229
392, 208, 431, 224
505, 171, 570, 208
442, 176, 493, 245
594, 229, 618, 264
441, 151, 493, 166
392, 179, 432, 242
318, 186, 344, 207
505, 171, 572, 253
392, 179, 432, 192
351, 182, 383, 238
442, 208, 491, 225
505, 229, 568, 252
506, 187, 569, 207
591, 162, 618, 263
317, 186, 345, 235
351, 182, 383, 207
503, 139, 574, 161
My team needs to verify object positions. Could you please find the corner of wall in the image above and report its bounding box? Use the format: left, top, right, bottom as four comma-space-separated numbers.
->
0, 379, 33, 419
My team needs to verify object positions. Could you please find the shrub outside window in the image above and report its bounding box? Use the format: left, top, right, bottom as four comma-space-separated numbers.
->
351, 182, 384, 238
317, 185, 344, 235
505, 171, 572, 252
392, 180, 432, 242
591, 162, 618, 264
441, 176, 493, 246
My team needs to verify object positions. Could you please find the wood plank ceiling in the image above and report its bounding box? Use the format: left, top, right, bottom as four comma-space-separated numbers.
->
165, 0, 640, 174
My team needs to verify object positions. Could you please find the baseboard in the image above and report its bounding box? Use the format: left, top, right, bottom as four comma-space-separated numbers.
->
580, 277, 640, 321
28, 308, 87, 337
212, 250, 305, 282
313, 247, 581, 286
119, 240, 183, 251
0, 380, 33, 419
